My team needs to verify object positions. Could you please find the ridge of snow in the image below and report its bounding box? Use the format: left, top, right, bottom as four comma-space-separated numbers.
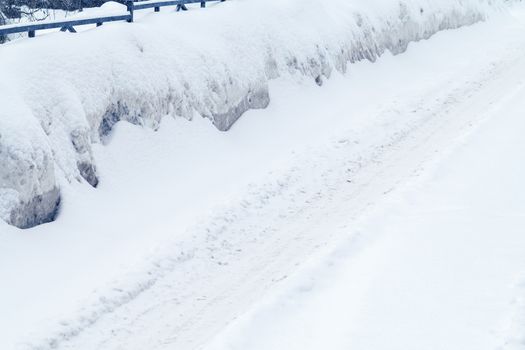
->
0, 0, 508, 228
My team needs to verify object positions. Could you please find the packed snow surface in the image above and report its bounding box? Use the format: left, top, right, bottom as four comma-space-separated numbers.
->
205, 66, 525, 350
0, 0, 507, 227
1, 2, 525, 350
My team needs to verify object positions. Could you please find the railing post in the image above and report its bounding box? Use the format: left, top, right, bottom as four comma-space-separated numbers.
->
127, 0, 134, 23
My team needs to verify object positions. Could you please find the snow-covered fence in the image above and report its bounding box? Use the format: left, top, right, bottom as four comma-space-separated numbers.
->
128, 0, 225, 22
0, 0, 225, 39
0, 13, 131, 37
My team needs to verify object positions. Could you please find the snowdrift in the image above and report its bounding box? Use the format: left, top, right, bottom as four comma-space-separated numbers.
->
0, 0, 507, 228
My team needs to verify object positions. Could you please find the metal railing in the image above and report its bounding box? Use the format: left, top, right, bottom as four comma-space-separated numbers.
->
0, 0, 225, 40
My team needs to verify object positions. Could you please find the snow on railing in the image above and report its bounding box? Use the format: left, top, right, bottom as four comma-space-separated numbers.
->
0, 0, 225, 40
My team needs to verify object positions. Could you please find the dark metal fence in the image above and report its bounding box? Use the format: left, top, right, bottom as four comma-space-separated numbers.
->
0, 0, 225, 40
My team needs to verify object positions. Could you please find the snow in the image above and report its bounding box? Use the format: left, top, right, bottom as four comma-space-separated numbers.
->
204, 75, 525, 350
0, 0, 508, 228
2, 2, 525, 349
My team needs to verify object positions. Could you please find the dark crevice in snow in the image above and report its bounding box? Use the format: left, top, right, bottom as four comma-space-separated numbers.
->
211, 86, 270, 131
77, 162, 99, 188
98, 101, 128, 140
7, 187, 61, 229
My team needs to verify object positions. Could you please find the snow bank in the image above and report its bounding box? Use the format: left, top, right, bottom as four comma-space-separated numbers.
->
0, 0, 508, 228
0, 89, 60, 228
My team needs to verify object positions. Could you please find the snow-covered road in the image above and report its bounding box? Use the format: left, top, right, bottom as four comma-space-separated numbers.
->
2, 4, 525, 350
206, 60, 525, 350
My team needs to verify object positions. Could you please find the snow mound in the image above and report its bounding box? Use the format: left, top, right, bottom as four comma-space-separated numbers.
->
0, 0, 508, 228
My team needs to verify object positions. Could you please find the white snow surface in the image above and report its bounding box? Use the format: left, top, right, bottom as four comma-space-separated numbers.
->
2, 2, 525, 350
0, 0, 507, 227
205, 54, 525, 350
2, 3, 525, 350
